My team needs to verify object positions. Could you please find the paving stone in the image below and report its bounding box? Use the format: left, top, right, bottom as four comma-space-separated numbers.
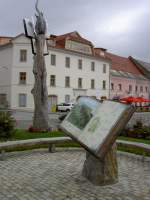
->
0, 148, 149, 200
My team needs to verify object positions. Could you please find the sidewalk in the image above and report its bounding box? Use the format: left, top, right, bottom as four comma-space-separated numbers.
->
0, 148, 149, 200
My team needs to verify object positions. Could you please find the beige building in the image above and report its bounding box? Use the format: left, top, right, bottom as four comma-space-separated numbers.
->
0, 32, 110, 110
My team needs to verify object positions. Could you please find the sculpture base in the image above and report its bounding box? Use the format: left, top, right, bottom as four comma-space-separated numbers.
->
82, 144, 118, 186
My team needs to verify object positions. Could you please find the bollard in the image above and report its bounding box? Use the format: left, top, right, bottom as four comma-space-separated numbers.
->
48, 144, 56, 153
0, 150, 5, 161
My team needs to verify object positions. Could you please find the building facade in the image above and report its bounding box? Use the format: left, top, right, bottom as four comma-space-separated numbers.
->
106, 52, 149, 100
0, 31, 149, 111
0, 32, 110, 110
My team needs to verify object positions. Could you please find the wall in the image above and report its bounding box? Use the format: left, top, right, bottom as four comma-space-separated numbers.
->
0, 46, 13, 106
11, 35, 34, 110
47, 48, 110, 103
110, 75, 149, 99
127, 112, 150, 128
6, 35, 110, 110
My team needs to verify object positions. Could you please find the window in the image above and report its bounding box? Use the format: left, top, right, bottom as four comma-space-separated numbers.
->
129, 85, 132, 92
65, 57, 70, 68
0, 94, 7, 105
145, 86, 148, 93
118, 84, 122, 91
103, 64, 106, 73
78, 59, 82, 69
65, 95, 70, 103
50, 75, 56, 87
51, 54, 56, 66
20, 49, 27, 62
91, 62, 95, 71
19, 94, 27, 107
135, 86, 138, 93
78, 78, 82, 88
102, 80, 106, 90
19, 72, 26, 84
91, 79, 95, 89
111, 83, 114, 90
65, 76, 70, 88
140, 86, 143, 92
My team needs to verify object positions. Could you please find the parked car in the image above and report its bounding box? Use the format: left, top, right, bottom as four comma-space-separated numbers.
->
56, 103, 74, 112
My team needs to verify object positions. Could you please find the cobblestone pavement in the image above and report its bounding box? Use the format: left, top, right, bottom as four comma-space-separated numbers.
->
0, 149, 149, 200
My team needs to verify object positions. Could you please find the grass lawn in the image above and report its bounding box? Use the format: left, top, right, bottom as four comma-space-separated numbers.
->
13, 130, 150, 145
118, 136, 150, 145
13, 129, 65, 140
0, 129, 80, 152
117, 136, 150, 157
117, 145, 150, 157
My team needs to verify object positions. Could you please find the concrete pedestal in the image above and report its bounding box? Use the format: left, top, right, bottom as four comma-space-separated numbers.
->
82, 143, 118, 186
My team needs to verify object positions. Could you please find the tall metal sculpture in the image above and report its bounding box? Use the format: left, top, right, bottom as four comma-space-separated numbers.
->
24, 0, 49, 130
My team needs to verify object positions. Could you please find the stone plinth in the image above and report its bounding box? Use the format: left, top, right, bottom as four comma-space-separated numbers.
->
82, 143, 118, 186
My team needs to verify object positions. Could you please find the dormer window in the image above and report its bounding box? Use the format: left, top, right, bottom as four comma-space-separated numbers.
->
65, 40, 92, 54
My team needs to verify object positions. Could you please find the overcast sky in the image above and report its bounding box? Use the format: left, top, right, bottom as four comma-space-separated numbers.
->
0, 0, 150, 61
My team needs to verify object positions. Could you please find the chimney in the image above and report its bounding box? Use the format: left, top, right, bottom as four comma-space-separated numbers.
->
94, 47, 107, 57
48, 35, 57, 47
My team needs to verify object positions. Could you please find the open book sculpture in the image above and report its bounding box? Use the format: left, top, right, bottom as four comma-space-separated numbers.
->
60, 97, 134, 160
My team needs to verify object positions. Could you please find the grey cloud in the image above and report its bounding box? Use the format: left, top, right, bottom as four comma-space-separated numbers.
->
0, 0, 150, 61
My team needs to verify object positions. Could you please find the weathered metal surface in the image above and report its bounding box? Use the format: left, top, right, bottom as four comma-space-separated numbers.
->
60, 97, 135, 159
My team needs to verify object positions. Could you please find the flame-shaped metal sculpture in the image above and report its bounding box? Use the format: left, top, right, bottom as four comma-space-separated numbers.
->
35, 0, 40, 14
35, 0, 47, 35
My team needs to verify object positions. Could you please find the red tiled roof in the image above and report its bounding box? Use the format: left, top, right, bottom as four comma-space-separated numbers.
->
49, 31, 93, 49
49, 32, 111, 61
0, 36, 12, 45
129, 56, 150, 79
55, 31, 93, 46
106, 52, 142, 75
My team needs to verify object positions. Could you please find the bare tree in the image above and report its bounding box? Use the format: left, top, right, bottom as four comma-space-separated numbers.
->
31, 0, 49, 130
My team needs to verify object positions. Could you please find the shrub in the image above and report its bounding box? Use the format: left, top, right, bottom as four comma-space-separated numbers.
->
133, 120, 143, 129
120, 120, 150, 139
0, 110, 16, 140
28, 125, 50, 133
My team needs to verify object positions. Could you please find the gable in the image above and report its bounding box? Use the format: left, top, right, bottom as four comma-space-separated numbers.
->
12, 34, 30, 44
69, 31, 81, 38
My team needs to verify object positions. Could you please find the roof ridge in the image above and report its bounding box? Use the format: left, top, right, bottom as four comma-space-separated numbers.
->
107, 52, 129, 60
0, 36, 13, 38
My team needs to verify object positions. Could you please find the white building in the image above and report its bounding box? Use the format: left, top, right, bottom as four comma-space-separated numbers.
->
0, 32, 110, 111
